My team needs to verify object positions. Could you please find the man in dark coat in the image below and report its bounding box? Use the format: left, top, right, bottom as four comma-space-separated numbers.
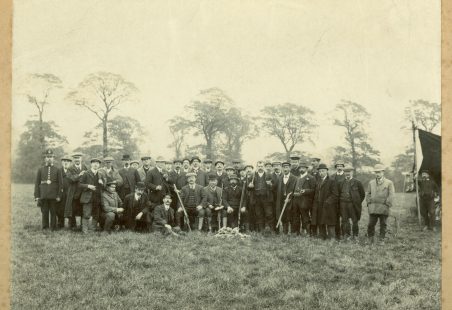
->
291, 162, 316, 236
290, 156, 301, 177
213, 160, 229, 188
271, 161, 282, 229
309, 157, 321, 181
58, 155, 73, 229
153, 194, 179, 235
137, 156, 152, 182
275, 162, 298, 234
64, 152, 88, 230
145, 157, 170, 206
190, 156, 208, 187
201, 175, 225, 232
417, 170, 440, 231
339, 166, 365, 239
312, 163, 339, 240
168, 159, 187, 210
203, 158, 213, 174
118, 154, 141, 202
176, 172, 204, 231
123, 182, 152, 232
223, 174, 245, 229
79, 158, 103, 233
248, 161, 276, 232
34, 149, 63, 230
332, 160, 346, 240
99, 156, 123, 190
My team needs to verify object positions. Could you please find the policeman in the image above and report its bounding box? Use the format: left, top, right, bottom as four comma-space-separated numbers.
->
34, 149, 63, 230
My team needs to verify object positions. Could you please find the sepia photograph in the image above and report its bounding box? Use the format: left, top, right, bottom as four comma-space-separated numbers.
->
8, 0, 441, 309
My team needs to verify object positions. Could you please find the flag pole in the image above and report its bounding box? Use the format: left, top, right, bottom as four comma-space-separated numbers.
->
412, 119, 422, 226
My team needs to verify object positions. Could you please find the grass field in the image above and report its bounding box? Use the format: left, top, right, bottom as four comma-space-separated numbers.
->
11, 184, 440, 310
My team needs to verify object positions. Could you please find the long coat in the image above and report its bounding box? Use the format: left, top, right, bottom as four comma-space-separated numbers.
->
64, 164, 88, 217
275, 174, 298, 221
79, 169, 103, 220
137, 166, 152, 183
293, 173, 316, 209
366, 178, 395, 215
312, 176, 339, 226
145, 167, 170, 204
118, 167, 141, 193
339, 177, 365, 220
152, 204, 176, 232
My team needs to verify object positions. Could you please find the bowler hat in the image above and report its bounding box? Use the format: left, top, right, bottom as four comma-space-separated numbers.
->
373, 164, 385, 172
121, 154, 131, 161
317, 163, 328, 170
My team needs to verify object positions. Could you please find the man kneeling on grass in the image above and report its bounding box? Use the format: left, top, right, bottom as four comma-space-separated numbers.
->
123, 182, 152, 232
153, 194, 181, 235
101, 179, 125, 233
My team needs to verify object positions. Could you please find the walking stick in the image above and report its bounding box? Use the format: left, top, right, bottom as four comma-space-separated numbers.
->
173, 184, 191, 232
215, 184, 224, 230
238, 180, 247, 229
276, 192, 293, 229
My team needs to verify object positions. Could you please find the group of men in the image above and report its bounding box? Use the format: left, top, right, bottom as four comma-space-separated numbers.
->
34, 149, 439, 241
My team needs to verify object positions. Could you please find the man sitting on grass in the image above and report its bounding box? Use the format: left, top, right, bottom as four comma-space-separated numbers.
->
123, 182, 152, 232
153, 194, 180, 235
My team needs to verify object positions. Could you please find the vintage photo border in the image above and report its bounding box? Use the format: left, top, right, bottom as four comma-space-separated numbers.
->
0, 0, 449, 308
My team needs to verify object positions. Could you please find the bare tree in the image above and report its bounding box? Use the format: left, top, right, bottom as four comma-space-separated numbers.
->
21, 73, 62, 153
66, 72, 138, 157
332, 100, 379, 171
404, 99, 440, 132
260, 103, 316, 160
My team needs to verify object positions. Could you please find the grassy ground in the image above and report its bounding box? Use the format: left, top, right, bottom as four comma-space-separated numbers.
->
11, 184, 440, 310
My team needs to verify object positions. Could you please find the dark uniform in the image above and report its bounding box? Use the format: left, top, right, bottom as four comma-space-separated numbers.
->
34, 160, 63, 230
418, 175, 439, 230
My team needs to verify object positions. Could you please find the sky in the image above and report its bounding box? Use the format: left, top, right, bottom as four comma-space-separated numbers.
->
11, 0, 441, 165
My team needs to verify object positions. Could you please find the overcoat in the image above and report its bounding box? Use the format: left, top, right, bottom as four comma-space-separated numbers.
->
275, 173, 298, 221
365, 178, 395, 215
64, 164, 88, 217
311, 176, 339, 225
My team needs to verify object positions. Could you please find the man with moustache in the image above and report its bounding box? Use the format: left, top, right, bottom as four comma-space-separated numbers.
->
182, 158, 191, 173
203, 159, 213, 174
366, 164, 395, 244
153, 194, 180, 235
232, 159, 242, 176
190, 156, 208, 187
118, 154, 141, 202
417, 170, 440, 231
201, 175, 225, 232
292, 162, 316, 236
264, 162, 273, 176
248, 161, 275, 232
311, 163, 339, 240
168, 159, 187, 210
123, 182, 152, 232
271, 161, 282, 228
101, 179, 125, 233
137, 156, 152, 182
165, 160, 173, 173
275, 162, 298, 234
290, 155, 301, 177
309, 157, 322, 181
79, 158, 103, 233
214, 160, 229, 188
34, 149, 63, 231
176, 172, 204, 231
332, 160, 346, 240
145, 156, 170, 206
58, 155, 73, 229
223, 174, 246, 229
64, 152, 88, 230
340, 166, 365, 240
99, 156, 123, 189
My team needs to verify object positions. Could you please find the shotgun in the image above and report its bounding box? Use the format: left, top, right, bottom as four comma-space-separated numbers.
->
173, 184, 191, 232
276, 192, 293, 229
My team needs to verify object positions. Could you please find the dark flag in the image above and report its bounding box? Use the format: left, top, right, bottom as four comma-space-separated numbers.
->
417, 129, 441, 187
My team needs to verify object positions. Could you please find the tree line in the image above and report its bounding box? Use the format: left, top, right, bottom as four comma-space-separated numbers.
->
13, 72, 441, 191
